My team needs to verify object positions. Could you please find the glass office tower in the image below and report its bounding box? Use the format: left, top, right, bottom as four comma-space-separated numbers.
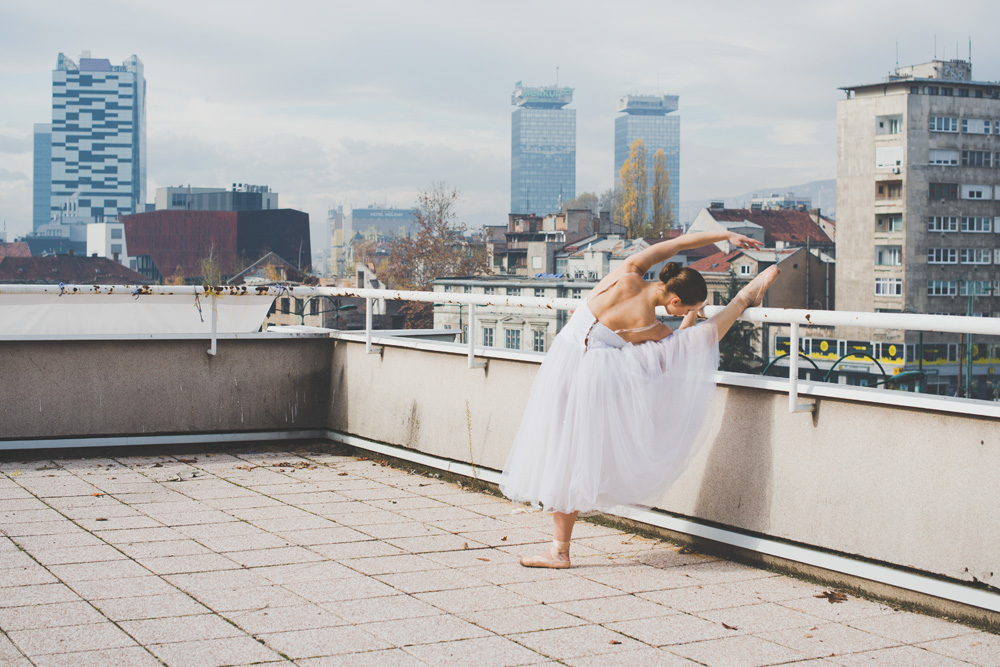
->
32, 123, 52, 231
510, 82, 576, 215
614, 95, 680, 224
49, 52, 146, 222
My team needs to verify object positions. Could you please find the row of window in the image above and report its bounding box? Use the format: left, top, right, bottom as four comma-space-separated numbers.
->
928, 183, 998, 200
481, 326, 546, 352
927, 248, 997, 264
926, 149, 1000, 167
916, 86, 999, 99
927, 216, 995, 232
875, 280, 999, 297
929, 117, 998, 134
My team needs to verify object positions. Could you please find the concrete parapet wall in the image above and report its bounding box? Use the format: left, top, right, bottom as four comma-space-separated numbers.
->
331, 337, 999, 594
0, 339, 332, 440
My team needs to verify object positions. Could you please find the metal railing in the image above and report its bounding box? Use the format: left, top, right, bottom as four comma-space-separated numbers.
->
4, 283, 1000, 412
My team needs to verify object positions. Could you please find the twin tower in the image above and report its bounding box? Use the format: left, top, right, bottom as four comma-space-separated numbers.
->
510, 82, 679, 219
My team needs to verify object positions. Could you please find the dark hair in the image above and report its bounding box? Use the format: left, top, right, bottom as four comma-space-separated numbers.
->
658, 263, 707, 305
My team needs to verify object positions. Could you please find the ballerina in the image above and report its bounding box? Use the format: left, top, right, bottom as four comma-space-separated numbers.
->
499, 230, 780, 568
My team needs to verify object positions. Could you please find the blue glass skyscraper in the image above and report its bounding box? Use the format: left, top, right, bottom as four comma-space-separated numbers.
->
510, 82, 576, 215
614, 95, 680, 224
32, 123, 52, 231
47, 52, 146, 222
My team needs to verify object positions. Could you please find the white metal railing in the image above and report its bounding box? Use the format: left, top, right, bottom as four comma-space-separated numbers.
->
4, 283, 1000, 412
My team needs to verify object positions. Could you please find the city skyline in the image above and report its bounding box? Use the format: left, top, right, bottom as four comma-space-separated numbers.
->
1, 1, 999, 249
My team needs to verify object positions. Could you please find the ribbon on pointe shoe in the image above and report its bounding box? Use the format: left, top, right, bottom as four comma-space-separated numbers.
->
520, 539, 571, 569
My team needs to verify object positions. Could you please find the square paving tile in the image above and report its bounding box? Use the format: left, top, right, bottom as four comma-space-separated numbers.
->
669, 634, 808, 667
696, 601, 822, 634
460, 603, 588, 635
147, 635, 285, 667
552, 594, 673, 624
67, 575, 180, 600
0, 583, 81, 608
404, 635, 549, 666
29, 545, 128, 566
120, 613, 245, 645
564, 647, 703, 666
606, 613, 734, 646
846, 610, 976, 644
340, 553, 444, 576
258, 625, 390, 659
510, 624, 645, 660
321, 595, 444, 624
504, 576, 625, 604
416, 584, 537, 614
92, 593, 211, 621
760, 622, 899, 659
8, 622, 138, 655
283, 576, 399, 603
28, 646, 164, 667
361, 613, 491, 646
135, 553, 242, 575
227, 603, 346, 634
916, 632, 1000, 666
0, 600, 106, 630
376, 567, 487, 594
826, 644, 970, 666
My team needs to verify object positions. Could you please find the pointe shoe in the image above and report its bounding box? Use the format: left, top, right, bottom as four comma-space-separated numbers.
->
737, 266, 780, 309
520, 540, 571, 569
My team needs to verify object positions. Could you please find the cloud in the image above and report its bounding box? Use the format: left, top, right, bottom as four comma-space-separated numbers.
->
0, 134, 31, 154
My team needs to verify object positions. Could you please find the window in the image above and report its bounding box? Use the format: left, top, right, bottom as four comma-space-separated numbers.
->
927, 248, 957, 264
960, 281, 994, 297
877, 182, 902, 199
280, 298, 290, 314
482, 327, 494, 347
507, 287, 521, 296
928, 216, 959, 232
961, 185, 990, 200
739, 264, 753, 275
532, 329, 546, 352
927, 280, 958, 296
875, 246, 901, 266
929, 149, 959, 166
877, 214, 903, 232
962, 118, 992, 134
929, 116, 958, 132
961, 248, 992, 265
876, 146, 903, 168
875, 278, 902, 296
483, 286, 495, 295
505, 328, 521, 350
110, 228, 123, 239
110, 244, 122, 255
961, 217, 992, 232
876, 115, 903, 135
962, 150, 992, 167
534, 288, 545, 297
929, 183, 958, 200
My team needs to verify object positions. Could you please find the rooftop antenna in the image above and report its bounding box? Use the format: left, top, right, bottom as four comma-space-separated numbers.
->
969, 36, 972, 65
895, 40, 899, 69
934, 34, 937, 59
555, 66, 559, 86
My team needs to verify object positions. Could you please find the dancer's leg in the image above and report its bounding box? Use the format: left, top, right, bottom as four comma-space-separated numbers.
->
520, 511, 577, 569
708, 266, 780, 341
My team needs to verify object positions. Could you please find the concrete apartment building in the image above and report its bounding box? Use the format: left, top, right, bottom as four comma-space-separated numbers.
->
837, 59, 1000, 397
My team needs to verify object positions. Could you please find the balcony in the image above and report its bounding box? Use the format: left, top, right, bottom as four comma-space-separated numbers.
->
1, 285, 998, 661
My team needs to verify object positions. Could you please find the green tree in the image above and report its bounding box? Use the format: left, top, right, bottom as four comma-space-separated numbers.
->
718, 268, 761, 373
364, 183, 490, 327
650, 149, 674, 235
615, 139, 648, 238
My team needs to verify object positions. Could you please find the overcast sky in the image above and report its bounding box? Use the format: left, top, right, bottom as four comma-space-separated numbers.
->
1, 0, 998, 249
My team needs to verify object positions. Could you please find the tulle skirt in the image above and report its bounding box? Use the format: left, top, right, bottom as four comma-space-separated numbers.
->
499, 301, 719, 514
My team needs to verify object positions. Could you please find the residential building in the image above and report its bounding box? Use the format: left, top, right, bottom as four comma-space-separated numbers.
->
0, 254, 149, 284
510, 82, 576, 215
155, 184, 278, 211
750, 192, 812, 211
121, 209, 311, 283
687, 205, 835, 252
45, 52, 146, 224
490, 209, 620, 276
837, 59, 1000, 397
86, 222, 132, 268
614, 94, 680, 222
328, 205, 347, 278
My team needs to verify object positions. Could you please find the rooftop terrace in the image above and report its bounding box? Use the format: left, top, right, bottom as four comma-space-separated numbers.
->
1, 283, 998, 664
2, 445, 997, 667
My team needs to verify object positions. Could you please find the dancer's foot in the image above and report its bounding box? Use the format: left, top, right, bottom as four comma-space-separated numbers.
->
736, 266, 780, 309
520, 540, 571, 569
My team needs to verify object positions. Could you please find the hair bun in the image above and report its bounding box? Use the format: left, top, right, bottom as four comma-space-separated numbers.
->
659, 262, 682, 282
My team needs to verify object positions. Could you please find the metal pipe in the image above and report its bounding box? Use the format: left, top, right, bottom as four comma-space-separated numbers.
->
788, 322, 813, 413
365, 297, 373, 354
207, 294, 218, 356
467, 304, 485, 369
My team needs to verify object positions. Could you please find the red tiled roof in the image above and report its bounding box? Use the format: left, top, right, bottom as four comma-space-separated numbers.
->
688, 250, 742, 273
0, 242, 31, 258
0, 255, 150, 284
707, 209, 833, 245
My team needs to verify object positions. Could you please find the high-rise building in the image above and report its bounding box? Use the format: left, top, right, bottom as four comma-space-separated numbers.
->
614, 95, 680, 225
47, 51, 146, 223
510, 82, 576, 215
837, 59, 1000, 396
32, 124, 52, 231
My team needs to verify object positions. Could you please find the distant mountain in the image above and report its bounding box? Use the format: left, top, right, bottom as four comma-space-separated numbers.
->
679, 178, 836, 226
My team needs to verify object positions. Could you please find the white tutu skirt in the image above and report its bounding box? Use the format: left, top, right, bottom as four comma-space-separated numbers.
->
499, 301, 719, 514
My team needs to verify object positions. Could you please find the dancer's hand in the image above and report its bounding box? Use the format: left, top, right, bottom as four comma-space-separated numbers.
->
729, 233, 762, 250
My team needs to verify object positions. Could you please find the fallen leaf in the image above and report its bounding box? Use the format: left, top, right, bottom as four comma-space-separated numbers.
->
804, 634, 814, 638
679, 546, 697, 555
338, 472, 349, 476
722, 622, 738, 630
476, 557, 490, 561
357, 457, 370, 461
95, 517, 108, 522
92, 493, 104, 497
462, 542, 469, 550
609, 640, 621, 645
177, 458, 198, 464
151, 463, 163, 468
500, 536, 507, 541
815, 590, 848, 604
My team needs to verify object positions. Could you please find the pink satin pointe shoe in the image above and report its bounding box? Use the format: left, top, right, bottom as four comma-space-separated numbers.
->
520, 540, 571, 569
737, 266, 780, 309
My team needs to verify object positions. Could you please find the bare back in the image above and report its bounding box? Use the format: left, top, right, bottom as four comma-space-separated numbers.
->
586, 272, 672, 344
